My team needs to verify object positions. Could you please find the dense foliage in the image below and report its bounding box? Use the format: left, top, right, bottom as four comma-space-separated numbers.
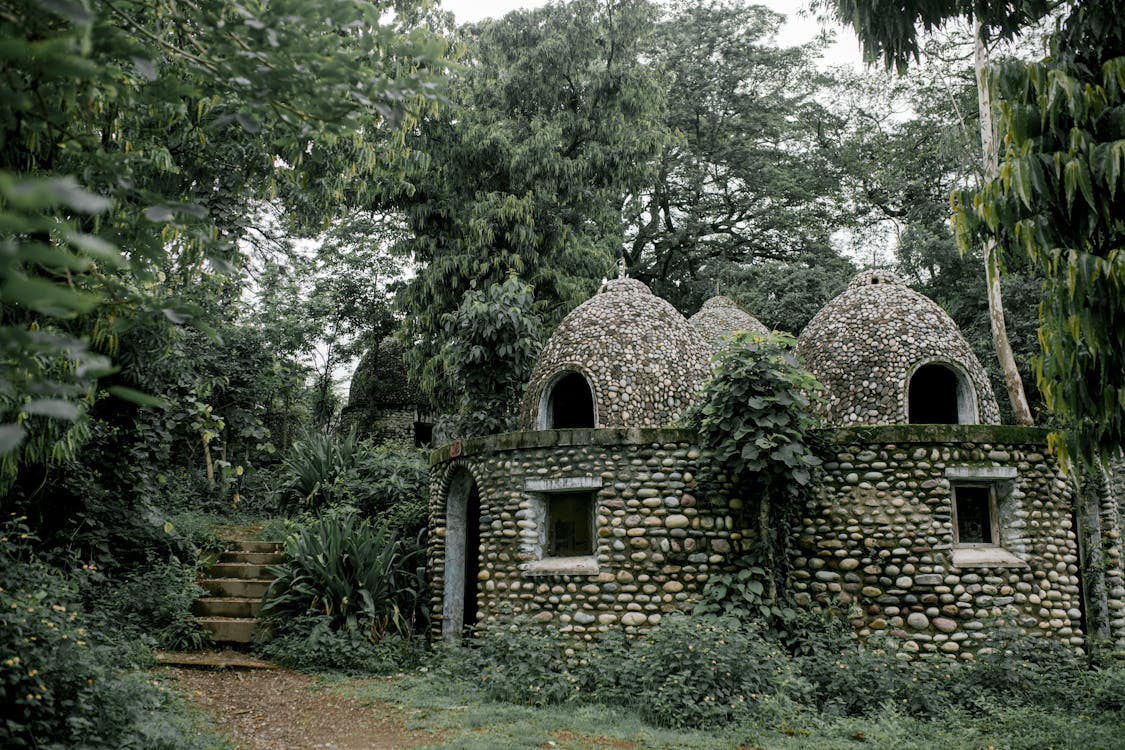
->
259, 512, 426, 642
684, 333, 823, 601
435, 612, 1124, 735
956, 0, 1125, 462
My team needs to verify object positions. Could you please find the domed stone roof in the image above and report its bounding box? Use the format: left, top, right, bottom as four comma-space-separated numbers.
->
348, 336, 424, 409
796, 270, 1001, 426
520, 277, 711, 429
689, 296, 770, 352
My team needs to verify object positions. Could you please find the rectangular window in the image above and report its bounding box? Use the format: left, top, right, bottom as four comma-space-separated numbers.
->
953, 484, 998, 546
547, 492, 594, 557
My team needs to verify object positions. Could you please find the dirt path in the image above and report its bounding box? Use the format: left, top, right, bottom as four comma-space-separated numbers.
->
166, 666, 440, 750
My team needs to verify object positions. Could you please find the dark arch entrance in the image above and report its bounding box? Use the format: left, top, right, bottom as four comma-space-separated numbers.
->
544, 371, 595, 429
442, 468, 481, 640
908, 363, 973, 424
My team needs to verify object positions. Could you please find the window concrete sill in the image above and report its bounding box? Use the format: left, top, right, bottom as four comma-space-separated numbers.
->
523, 556, 600, 576
951, 546, 1028, 568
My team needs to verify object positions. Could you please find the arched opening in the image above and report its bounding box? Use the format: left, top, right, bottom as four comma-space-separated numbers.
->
908, 363, 977, 424
539, 371, 596, 429
442, 468, 481, 641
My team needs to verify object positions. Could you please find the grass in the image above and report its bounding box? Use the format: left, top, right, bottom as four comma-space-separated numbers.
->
336, 669, 1125, 750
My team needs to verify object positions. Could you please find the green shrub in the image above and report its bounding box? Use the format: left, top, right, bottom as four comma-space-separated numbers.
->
90, 558, 210, 651
584, 615, 806, 729
254, 615, 425, 674
438, 619, 579, 706
259, 511, 426, 640
275, 434, 428, 535
276, 430, 361, 514
797, 641, 959, 718
0, 520, 216, 749
957, 629, 1089, 709
1086, 664, 1125, 714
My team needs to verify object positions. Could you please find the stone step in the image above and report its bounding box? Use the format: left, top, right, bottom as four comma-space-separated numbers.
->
208, 562, 276, 580
201, 578, 272, 599
219, 550, 286, 565
197, 617, 258, 643
226, 540, 284, 554
193, 597, 263, 618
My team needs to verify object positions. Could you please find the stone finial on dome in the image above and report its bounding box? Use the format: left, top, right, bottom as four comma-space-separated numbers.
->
521, 278, 710, 430
797, 271, 1000, 427
689, 296, 770, 353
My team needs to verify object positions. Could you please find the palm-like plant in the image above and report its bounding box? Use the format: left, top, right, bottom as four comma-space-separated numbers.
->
260, 512, 426, 641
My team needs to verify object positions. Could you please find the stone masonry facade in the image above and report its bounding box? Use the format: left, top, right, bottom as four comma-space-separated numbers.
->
429, 424, 1098, 657
794, 425, 1085, 657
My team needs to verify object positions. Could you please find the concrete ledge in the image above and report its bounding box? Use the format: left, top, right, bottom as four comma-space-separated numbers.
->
430, 427, 697, 465
430, 424, 1053, 466
816, 424, 1053, 446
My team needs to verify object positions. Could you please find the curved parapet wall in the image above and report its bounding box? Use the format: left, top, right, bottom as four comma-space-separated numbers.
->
428, 425, 1086, 656
797, 271, 1001, 427
797, 425, 1083, 657
519, 278, 711, 430
428, 428, 739, 641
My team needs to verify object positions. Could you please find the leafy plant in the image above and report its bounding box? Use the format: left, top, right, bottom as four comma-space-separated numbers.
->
684, 332, 824, 602
434, 275, 546, 439
694, 559, 852, 656
258, 511, 426, 641
275, 430, 362, 514
585, 615, 805, 729
0, 518, 218, 749
254, 615, 425, 675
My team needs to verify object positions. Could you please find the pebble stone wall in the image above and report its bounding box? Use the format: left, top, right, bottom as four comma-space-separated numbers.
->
688, 295, 770, 353
797, 271, 1001, 427
428, 425, 1089, 656
519, 278, 711, 430
428, 429, 743, 644
796, 425, 1084, 657
1101, 460, 1125, 650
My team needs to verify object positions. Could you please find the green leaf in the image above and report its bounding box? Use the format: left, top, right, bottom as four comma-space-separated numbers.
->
1, 275, 99, 316
24, 399, 81, 420
0, 423, 27, 455
106, 386, 168, 408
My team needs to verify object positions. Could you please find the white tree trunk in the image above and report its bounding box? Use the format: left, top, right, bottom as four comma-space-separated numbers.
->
975, 22, 1034, 426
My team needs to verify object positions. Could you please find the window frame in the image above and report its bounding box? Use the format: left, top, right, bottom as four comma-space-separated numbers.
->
951, 482, 1000, 548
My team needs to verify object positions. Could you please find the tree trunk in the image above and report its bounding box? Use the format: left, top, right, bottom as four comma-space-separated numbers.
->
975, 23, 1034, 426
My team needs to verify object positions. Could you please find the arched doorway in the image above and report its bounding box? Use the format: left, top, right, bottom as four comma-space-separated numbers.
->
442, 468, 481, 640
539, 370, 596, 429
908, 362, 977, 424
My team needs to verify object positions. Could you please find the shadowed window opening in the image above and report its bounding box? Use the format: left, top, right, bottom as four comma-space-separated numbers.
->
954, 484, 998, 546
547, 492, 594, 556
909, 363, 962, 424
546, 372, 595, 429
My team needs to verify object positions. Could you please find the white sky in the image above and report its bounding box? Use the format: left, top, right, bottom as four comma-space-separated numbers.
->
436, 0, 865, 70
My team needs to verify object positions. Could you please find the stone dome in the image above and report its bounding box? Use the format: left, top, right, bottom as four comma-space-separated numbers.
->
689, 295, 770, 353
796, 270, 1001, 426
348, 336, 424, 409
520, 277, 711, 429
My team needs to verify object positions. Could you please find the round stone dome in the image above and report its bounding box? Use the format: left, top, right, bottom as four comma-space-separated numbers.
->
348, 336, 423, 409
796, 270, 1001, 426
689, 296, 770, 352
520, 277, 711, 429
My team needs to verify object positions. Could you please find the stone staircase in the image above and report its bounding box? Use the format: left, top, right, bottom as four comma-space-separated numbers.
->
193, 539, 284, 643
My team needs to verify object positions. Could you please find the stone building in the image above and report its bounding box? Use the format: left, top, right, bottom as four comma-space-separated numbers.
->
341, 336, 434, 446
427, 272, 1125, 657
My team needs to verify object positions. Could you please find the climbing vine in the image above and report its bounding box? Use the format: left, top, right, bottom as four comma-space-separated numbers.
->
684, 332, 824, 604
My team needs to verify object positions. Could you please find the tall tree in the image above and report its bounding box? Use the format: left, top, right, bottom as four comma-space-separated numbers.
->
824, 0, 1049, 425
1, 0, 447, 484
956, 0, 1125, 460
396, 0, 669, 407
625, 0, 853, 314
